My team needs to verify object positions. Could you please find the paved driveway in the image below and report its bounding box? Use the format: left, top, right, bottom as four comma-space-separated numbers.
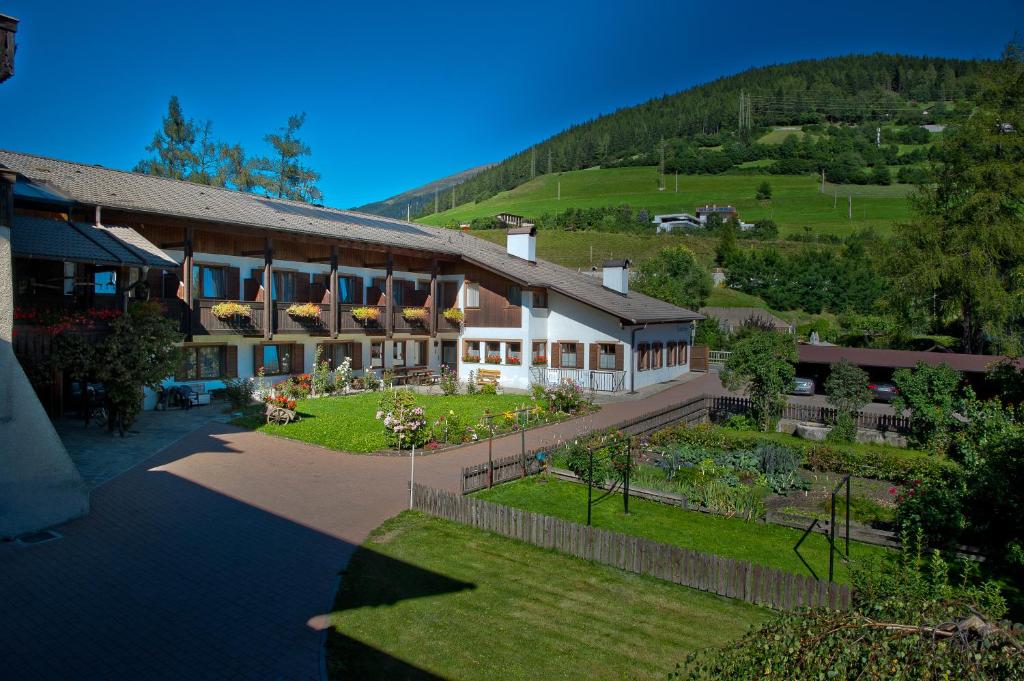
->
1, 374, 719, 680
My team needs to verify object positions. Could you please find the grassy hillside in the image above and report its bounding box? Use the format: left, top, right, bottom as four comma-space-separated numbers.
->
418, 166, 913, 237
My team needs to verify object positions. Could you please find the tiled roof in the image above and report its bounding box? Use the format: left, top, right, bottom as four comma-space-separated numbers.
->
1, 149, 700, 324
12, 214, 177, 269
797, 345, 1017, 374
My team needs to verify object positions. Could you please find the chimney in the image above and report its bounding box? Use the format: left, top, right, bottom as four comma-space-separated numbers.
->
506, 224, 536, 263
602, 259, 630, 295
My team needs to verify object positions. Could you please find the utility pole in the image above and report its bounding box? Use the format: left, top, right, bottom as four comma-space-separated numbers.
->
406, 204, 411, 221
530, 147, 536, 179
848, 195, 852, 219
659, 139, 665, 192
821, 168, 825, 193
547, 148, 552, 175
434, 188, 439, 214
675, 171, 678, 193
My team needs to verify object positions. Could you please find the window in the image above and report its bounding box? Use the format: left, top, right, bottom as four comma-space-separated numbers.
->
666, 341, 677, 367
177, 345, 228, 380
652, 343, 663, 369
637, 343, 650, 371
261, 271, 298, 301
393, 281, 405, 306
486, 341, 501, 364
262, 344, 292, 376
192, 264, 226, 299
506, 342, 522, 365
337, 276, 359, 304
599, 343, 617, 370
507, 285, 522, 307
94, 270, 117, 295
464, 340, 480, 362
532, 289, 548, 309
560, 342, 578, 369
371, 341, 384, 368
532, 341, 547, 365
327, 342, 353, 367
440, 281, 458, 308
465, 282, 480, 308
678, 340, 688, 365
392, 341, 406, 367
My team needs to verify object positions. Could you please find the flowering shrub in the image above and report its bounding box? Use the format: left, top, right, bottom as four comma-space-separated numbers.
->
286, 303, 321, 319
333, 356, 353, 392
264, 394, 297, 411
543, 379, 586, 413
442, 307, 464, 324
211, 301, 252, 320
439, 365, 460, 395
376, 389, 429, 448
277, 374, 312, 399
401, 307, 428, 322
311, 346, 333, 395
484, 354, 502, 364
351, 306, 380, 322
430, 409, 477, 444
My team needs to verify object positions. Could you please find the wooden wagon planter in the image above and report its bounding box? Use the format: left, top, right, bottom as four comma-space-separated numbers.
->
265, 402, 300, 426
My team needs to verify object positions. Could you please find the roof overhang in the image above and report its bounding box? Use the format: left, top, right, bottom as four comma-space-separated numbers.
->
12, 214, 178, 269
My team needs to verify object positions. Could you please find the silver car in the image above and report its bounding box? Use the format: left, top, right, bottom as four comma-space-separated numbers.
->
791, 377, 816, 396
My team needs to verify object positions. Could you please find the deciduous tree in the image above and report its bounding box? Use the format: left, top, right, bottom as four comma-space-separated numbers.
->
720, 330, 797, 431
633, 246, 712, 310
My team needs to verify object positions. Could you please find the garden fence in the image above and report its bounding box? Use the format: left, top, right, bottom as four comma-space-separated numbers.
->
413, 484, 852, 612
707, 395, 911, 433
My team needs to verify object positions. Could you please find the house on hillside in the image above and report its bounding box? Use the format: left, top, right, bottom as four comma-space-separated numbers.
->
699, 307, 793, 335
696, 204, 737, 223
3, 150, 702, 408
652, 213, 702, 233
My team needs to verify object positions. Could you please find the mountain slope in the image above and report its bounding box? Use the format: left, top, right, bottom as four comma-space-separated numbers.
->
409, 54, 987, 214
355, 164, 494, 218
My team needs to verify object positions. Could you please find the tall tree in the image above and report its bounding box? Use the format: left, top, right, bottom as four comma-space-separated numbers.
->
135, 96, 198, 180
259, 113, 322, 203
885, 43, 1024, 353
632, 246, 712, 311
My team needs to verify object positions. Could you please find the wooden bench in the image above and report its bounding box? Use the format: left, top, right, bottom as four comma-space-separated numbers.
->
476, 368, 501, 386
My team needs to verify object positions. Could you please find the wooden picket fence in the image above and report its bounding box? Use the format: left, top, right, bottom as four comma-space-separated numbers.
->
707, 395, 911, 433
414, 484, 852, 611
462, 450, 546, 494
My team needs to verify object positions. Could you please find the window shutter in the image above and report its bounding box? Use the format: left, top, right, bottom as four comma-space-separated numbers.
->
253, 345, 265, 375
680, 341, 688, 365
589, 343, 598, 371
351, 342, 363, 370
225, 267, 240, 300
175, 280, 186, 301
311, 274, 328, 304
615, 344, 624, 371
550, 342, 560, 369
291, 343, 305, 374
243, 278, 259, 301
366, 285, 383, 306
225, 345, 238, 378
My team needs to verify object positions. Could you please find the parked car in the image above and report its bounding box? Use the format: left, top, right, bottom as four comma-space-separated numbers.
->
869, 382, 899, 402
790, 377, 816, 396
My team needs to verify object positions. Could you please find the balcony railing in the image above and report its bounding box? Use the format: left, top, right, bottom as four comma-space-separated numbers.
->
275, 302, 330, 335
530, 366, 626, 392
435, 313, 462, 333
393, 306, 431, 335
193, 299, 263, 336
339, 304, 387, 334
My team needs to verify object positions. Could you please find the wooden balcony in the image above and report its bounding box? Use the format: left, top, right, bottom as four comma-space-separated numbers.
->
274, 302, 330, 336
392, 306, 431, 335
193, 299, 264, 336
338, 304, 387, 334
435, 313, 462, 333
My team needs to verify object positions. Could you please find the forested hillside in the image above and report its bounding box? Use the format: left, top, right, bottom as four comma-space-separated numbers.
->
404, 54, 985, 215
354, 163, 494, 218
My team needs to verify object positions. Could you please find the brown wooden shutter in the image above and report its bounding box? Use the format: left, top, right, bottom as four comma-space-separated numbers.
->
311, 274, 328, 304
243, 278, 259, 301
614, 344, 624, 371
253, 345, 265, 375
175, 280, 186, 301
225, 267, 240, 300
366, 285, 383, 306
680, 341, 688, 365
224, 345, 238, 378
589, 343, 598, 371
291, 343, 305, 374
550, 342, 560, 369
351, 342, 363, 370
575, 343, 584, 369
296, 274, 311, 302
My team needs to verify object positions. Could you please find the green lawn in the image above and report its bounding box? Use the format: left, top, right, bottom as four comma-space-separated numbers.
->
419, 166, 913, 237
235, 392, 537, 452
756, 126, 807, 144
474, 477, 890, 584
327, 512, 767, 680
705, 287, 772, 308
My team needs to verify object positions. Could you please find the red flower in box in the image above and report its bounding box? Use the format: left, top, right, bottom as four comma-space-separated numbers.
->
506, 356, 522, 365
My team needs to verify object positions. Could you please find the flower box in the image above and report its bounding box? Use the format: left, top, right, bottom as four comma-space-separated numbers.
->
506, 356, 522, 365
532, 357, 548, 366
463, 355, 480, 363
442, 307, 465, 324
484, 354, 502, 364
351, 306, 381, 323
286, 302, 321, 319
402, 307, 428, 323
211, 302, 253, 320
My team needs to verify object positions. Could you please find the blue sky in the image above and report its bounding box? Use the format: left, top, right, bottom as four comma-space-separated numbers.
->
1, 1, 1020, 207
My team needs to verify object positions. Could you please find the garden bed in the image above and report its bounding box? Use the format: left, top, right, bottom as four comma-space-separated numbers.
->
326, 512, 767, 680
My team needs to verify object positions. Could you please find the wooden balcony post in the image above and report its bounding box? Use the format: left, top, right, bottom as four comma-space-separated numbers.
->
263, 237, 273, 340
329, 246, 339, 338
430, 259, 438, 338
183, 227, 194, 341
385, 252, 394, 339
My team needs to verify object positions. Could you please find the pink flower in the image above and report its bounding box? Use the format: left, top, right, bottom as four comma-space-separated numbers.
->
888, 487, 897, 495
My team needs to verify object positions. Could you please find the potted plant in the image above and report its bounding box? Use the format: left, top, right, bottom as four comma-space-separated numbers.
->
211, 301, 253, 321
506, 355, 522, 365
351, 306, 381, 324
532, 355, 547, 366
442, 307, 465, 325
401, 306, 428, 324
485, 354, 502, 364
286, 302, 321, 320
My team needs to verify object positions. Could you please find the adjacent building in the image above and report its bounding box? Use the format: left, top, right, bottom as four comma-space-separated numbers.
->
4, 150, 702, 412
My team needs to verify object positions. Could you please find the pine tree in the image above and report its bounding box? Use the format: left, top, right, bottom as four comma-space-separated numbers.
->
135, 96, 198, 180
258, 113, 322, 203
